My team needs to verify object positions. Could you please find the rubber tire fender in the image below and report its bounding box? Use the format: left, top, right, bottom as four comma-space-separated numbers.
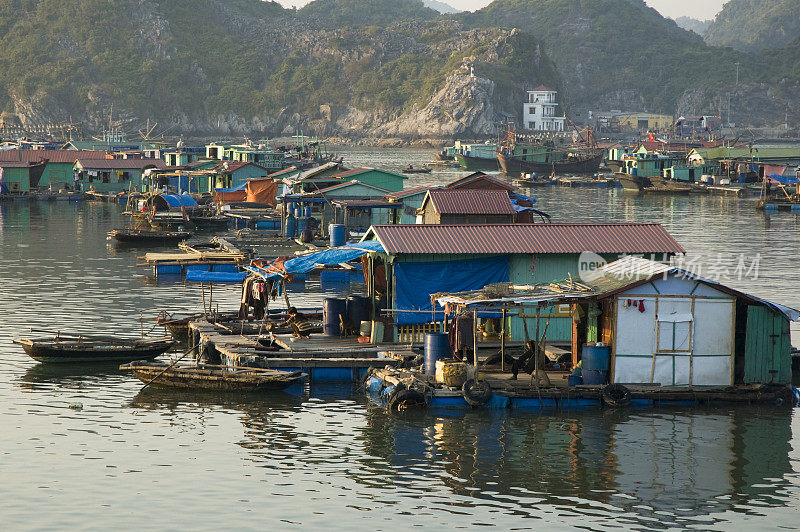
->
602, 383, 632, 407
462, 379, 492, 407
387, 387, 427, 413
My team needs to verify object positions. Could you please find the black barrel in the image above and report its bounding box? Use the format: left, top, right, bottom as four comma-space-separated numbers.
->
346, 295, 370, 327
323, 297, 347, 337
424, 332, 451, 375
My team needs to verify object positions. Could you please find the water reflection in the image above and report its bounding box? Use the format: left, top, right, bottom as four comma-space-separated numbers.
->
351, 407, 795, 528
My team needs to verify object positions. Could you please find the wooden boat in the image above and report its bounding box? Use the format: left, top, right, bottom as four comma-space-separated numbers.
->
109, 229, 193, 244
516, 177, 554, 187
401, 166, 432, 174
497, 150, 604, 175
14, 336, 175, 364
120, 362, 307, 391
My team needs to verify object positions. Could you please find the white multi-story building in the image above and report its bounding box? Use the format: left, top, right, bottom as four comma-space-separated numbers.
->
523, 86, 566, 132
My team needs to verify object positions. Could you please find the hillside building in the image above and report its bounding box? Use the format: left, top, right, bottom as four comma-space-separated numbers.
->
523, 86, 566, 132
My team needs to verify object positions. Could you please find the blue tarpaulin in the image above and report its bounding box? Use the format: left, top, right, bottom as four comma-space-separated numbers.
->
186, 271, 247, 283
767, 173, 800, 185
394, 256, 510, 325
161, 193, 199, 208
249, 240, 384, 281
214, 183, 247, 193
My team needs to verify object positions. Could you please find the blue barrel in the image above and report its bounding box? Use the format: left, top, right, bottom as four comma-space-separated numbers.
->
424, 332, 451, 375
347, 296, 370, 327
582, 345, 610, 370
329, 223, 346, 248
296, 217, 307, 234
294, 207, 301, 217
304, 206, 312, 217
582, 345, 610, 385
285, 216, 297, 238
323, 297, 347, 337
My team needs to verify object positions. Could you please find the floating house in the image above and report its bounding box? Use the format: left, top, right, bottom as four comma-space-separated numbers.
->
385, 185, 437, 225
74, 158, 166, 193
211, 161, 272, 189
0, 149, 108, 191
205, 143, 284, 170
162, 147, 206, 167
417, 189, 516, 224
0, 161, 36, 193
437, 256, 797, 388
282, 180, 396, 237
446, 172, 515, 192
360, 223, 685, 342
328, 167, 407, 193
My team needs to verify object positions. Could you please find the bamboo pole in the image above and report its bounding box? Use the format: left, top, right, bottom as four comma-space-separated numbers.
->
140, 343, 200, 391
473, 308, 478, 367
501, 308, 506, 372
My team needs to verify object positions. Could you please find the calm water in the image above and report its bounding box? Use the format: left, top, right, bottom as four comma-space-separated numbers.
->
1, 149, 800, 530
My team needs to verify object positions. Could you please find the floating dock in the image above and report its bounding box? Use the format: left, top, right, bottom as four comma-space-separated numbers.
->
187, 320, 408, 384
366, 366, 796, 411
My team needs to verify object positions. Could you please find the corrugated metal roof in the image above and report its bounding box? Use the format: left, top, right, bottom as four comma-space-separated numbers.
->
75, 158, 166, 170
384, 185, 436, 201
426, 189, 515, 215
0, 149, 108, 164
445, 172, 515, 191
366, 224, 686, 255
333, 167, 407, 179
313, 179, 392, 195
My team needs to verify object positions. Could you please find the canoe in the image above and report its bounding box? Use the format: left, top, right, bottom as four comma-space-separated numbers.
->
120, 362, 307, 391
14, 337, 175, 364
109, 229, 193, 244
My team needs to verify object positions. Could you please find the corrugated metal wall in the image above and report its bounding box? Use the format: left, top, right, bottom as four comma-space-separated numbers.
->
744, 305, 792, 385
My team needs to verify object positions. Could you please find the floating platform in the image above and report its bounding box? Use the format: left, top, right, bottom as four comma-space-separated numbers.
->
187, 320, 407, 384
367, 366, 797, 411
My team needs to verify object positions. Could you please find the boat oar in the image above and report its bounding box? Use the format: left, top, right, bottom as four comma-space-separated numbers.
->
139, 343, 199, 392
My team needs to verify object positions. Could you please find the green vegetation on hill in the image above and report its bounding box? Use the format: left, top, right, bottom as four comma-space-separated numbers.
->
461, 0, 751, 112
0, 0, 797, 134
0, 0, 558, 133
704, 0, 800, 53
298, 0, 439, 28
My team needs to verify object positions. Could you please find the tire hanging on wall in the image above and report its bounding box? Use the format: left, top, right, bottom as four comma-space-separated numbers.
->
462, 379, 492, 407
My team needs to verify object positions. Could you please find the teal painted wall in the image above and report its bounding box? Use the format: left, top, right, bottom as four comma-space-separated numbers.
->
230, 165, 272, 188
1, 167, 30, 192
39, 162, 74, 188
398, 191, 427, 224
352, 170, 406, 192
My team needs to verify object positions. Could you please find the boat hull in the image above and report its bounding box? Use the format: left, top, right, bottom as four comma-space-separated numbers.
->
497, 151, 603, 175
454, 154, 499, 171
122, 363, 307, 391
109, 230, 193, 244
17, 338, 174, 364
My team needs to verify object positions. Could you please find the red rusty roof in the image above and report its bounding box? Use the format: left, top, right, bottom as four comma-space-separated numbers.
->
75, 158, 166, 170
0, 149, 109, 164
367, 224, 685, 255
426, 189, 515, 215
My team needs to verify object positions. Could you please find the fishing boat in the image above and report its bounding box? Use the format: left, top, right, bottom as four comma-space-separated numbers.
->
401, 165, 432, 174
13, 336, 175, 364
120, 361, 307, 391
496, 125, 603, 175
108, 229, 193, 244
497, 150, 604, 175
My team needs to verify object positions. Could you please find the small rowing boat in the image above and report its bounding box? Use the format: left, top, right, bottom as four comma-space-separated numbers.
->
120, 362, 307, 391
14, 336, 175, 364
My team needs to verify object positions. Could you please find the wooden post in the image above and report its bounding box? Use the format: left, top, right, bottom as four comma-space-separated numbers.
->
473, 308, 478, 367
501, 308, 506, 372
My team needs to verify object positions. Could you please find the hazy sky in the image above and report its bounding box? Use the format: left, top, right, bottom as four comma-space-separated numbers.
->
277, 0, 727, 20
